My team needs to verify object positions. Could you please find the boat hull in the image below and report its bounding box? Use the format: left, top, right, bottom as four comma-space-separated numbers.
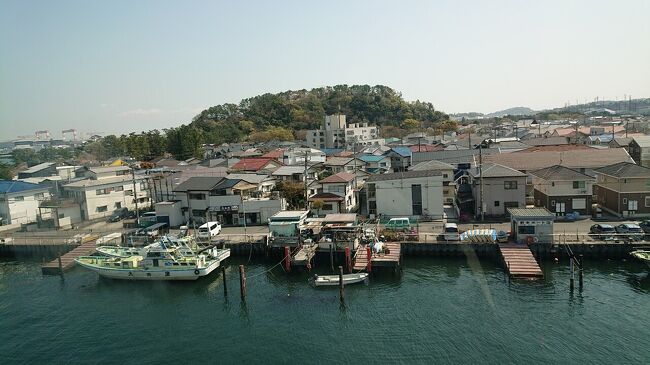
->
312, 273, 369, 286
75, 258, 222, 281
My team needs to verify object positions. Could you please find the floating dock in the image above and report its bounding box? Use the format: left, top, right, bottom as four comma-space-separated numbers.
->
41, 239, 98, 275
353, 242, 401, 272
499, 244, 543, 279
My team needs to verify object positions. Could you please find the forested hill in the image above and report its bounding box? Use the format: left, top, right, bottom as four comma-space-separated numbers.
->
83, 85, 451, 161
187, 84, 448, 144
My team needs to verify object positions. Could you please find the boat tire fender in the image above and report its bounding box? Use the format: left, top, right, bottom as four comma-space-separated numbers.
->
194, 269, 200, 275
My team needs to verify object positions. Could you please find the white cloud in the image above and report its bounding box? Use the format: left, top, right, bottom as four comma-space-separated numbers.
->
119, 108, 163, 117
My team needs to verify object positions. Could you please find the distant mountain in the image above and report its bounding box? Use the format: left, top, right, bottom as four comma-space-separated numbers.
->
486, 107, 536, 118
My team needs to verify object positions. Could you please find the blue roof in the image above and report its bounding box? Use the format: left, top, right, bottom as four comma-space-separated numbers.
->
0, 180, 47, 194
389, 147, 412, 157
321, 148, 343, 156
359, 155, 387, 162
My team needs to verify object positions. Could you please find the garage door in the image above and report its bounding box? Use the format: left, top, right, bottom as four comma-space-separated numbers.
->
572, 198, 586, 210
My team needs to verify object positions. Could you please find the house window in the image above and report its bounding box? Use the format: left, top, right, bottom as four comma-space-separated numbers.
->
646, 196, 650, 208
367, 184, 376, 199
443, 174, 448, 179
368, 201, 376, 215
97, 205, 108, 213
572, 181, 586, 189
96, 189, 107, 195
411, 184, 422, 215
623, 198, 628, 204
189, 193, 206, 200
494, 201, 500, 207
115, 186, 124, 192
504, 181, 518, 190
518, 225, 535, 235
572, 198, 586, 210
125, 189, 133, 196
58, 213, 65, 219
322, 204, 333, 210
115, 202, 122, 209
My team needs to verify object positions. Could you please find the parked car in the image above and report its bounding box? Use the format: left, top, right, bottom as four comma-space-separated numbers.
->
638, 220, 650, 234
615, 223, 644, 241
589, 224, 615, 239
198, 221, 222, 239
108, 208, 129, 222
442, 223, 460, 241
384, 217, 411, 232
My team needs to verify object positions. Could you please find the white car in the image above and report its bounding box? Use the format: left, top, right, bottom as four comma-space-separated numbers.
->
198, 221, 222, 239
443, 223, 460, 241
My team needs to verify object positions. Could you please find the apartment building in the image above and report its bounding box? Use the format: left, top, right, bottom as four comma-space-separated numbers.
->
306, 114, 382, 149
0, 180, 51, 226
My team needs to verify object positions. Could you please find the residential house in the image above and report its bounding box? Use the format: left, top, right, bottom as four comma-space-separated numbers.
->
468, 163, 527, 217
0, 181, 51, 226
62, 175, 151, 221
358, 155, 391, 174
530, 165, 595, 216
230, 157, 282, 173
364, 170, 443, 219
608, 137, 633, 151
281, 147, 326, 165
386, 146, 412, 172
271, 165, 317, 183
628, 135, 650, 168
322, 157, 366, 174
409, 160, 456, 204
173, 176, 285, 225
308, 172, 357, 215
593, 162, 650, 218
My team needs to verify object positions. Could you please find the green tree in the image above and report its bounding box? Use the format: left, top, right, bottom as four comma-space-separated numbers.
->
0, 163, 14, 180
401, 118, 421, 130
311, 199, 324, 217
274, 181, 305, 209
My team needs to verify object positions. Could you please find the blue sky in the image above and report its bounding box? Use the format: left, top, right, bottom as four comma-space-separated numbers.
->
1, 0, 649, 138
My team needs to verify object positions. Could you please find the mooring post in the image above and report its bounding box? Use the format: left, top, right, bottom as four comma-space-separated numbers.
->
578, 254, 584, 289
284, 246, 291, 273
345, 246, 351, 273
329, 243, 334, 273
222, 266, 227, 296
366, 246, 372, 273
239, 265, 246, 301
338, 265, 344, 302
569, 256, 575, 291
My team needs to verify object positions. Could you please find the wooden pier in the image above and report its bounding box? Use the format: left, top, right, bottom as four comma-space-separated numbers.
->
291, 244, 317, 266
498, 244, 543, 279
41, 239, 98, 275
353, 242, 401, 272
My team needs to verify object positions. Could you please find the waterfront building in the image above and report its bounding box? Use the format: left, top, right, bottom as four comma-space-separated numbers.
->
593, 162, 650, 218
530, 165, 595, 217
468, 163, 527, 217
0, 180, 51, 226
409, 160, 456, 205
508, 207, 555, 244
308, 172, 357, 215
364, 170, 443, 219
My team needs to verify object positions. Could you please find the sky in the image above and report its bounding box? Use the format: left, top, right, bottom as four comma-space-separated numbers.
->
1, 0, 649, 139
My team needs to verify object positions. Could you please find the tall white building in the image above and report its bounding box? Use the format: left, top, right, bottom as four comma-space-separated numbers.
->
306, 114, 382, 149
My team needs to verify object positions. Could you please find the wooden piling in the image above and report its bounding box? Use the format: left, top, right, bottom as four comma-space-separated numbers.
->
366, 246, 372, 273
345, 247, 351, 273
569, 257, 575, 291
239, 265, 246, 300
221, 266, 227, 296
284, 246, 291, 273
338, 265, 344, 302
329, 244, 334, 273
578, 255, 584, 289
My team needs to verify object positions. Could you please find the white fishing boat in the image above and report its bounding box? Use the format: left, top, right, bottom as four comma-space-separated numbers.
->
75, 240, 230, 280
311, 272, 369, 286
97, 236, 202, 258
630, 250, 650, 269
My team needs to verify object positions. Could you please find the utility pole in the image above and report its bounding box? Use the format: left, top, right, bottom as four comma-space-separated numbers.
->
240, 190, 248, 242
574, 122, 578, 145
131, 168, 140, 226
479, 146, 484, 222
303, 150, 310, 210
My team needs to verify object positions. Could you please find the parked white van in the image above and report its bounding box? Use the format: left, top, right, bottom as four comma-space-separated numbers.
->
443, 223, 460, 241
198, 221, 222, 239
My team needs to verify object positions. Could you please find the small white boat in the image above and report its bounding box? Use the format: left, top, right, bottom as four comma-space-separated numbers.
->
630, 250, 650, 269
311, 272, 369, 286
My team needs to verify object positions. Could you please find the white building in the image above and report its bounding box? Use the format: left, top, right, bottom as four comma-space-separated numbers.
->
308, 172, 358, 215
282, 147, 326, 165
0, 180, 51, 226
306, 114, 382, 149
62, 172, 151, 221
365, 170, 444, 219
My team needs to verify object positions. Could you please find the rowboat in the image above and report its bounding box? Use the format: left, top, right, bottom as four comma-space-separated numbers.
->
630, 250, 650, 269
311, 272, 369, 286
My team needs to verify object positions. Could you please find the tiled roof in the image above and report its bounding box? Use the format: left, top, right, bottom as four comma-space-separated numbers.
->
271, 166, 305, 176
632, 135, 650, 148
173, 177, 224, 192
595, 162, 650, 178
468, 163, 527, 178
324, 157, 353, 166
0, 180, 48, 194
261, 148, 286, 159
410, 160, 454, 171
308, 192, 344, 201
20, 162, 55, 174
410, 144, 443, 152
484, 147, 633, 171
359, 155, 388, 162
530, 165, 593, 181
389, 147, 412, 157
366, 170, 441, 182
320, 172, 356, 183
231, 158, 278, 171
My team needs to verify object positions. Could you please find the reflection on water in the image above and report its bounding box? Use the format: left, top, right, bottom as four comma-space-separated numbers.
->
0, 257, 649, 364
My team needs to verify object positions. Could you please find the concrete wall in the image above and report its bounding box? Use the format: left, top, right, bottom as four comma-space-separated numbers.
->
369, 175, 443, 218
